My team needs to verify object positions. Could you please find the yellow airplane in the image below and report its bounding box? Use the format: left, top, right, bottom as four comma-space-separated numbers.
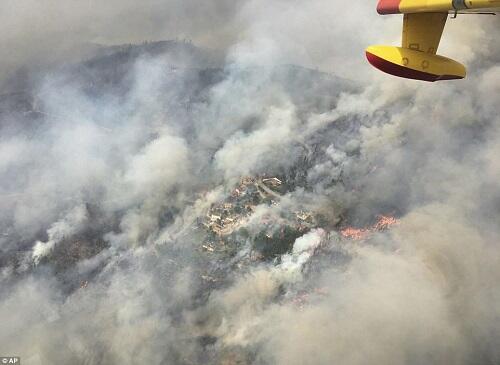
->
366, 0, 500, 81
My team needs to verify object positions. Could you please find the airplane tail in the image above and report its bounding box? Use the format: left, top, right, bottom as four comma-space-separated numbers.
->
365, 45, 466, 82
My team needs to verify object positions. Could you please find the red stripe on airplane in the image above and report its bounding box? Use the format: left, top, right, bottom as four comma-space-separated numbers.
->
376, 0, 402, 14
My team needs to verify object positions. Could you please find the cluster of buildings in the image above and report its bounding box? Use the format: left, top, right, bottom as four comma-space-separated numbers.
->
199, 176, 318, 257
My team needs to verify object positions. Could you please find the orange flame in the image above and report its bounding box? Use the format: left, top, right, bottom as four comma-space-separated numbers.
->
341, 214, 399, 240
340, 227, 369, 240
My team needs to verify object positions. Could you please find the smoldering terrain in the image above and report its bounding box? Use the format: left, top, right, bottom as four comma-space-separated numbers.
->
0, 1, 500, 365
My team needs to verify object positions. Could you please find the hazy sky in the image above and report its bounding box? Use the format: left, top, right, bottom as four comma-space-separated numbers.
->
1, 0, 497, 83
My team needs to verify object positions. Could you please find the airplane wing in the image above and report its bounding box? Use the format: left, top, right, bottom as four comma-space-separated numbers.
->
377, 0, 500, 14
366, 11, 466, 81
368, 0, 500, 81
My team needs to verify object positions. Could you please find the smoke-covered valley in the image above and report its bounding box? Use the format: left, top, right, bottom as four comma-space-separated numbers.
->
0, 1, 500, 364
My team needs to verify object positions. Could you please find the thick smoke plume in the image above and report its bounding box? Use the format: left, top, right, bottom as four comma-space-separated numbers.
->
0, 1, 499, 364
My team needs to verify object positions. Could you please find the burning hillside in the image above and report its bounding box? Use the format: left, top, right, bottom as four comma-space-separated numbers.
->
340, 214, 399, 240
0, 2, 499, 365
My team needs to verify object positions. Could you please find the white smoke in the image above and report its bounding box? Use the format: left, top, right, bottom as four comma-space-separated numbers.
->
32, 205, 88, 264
0, 1, 499, 364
